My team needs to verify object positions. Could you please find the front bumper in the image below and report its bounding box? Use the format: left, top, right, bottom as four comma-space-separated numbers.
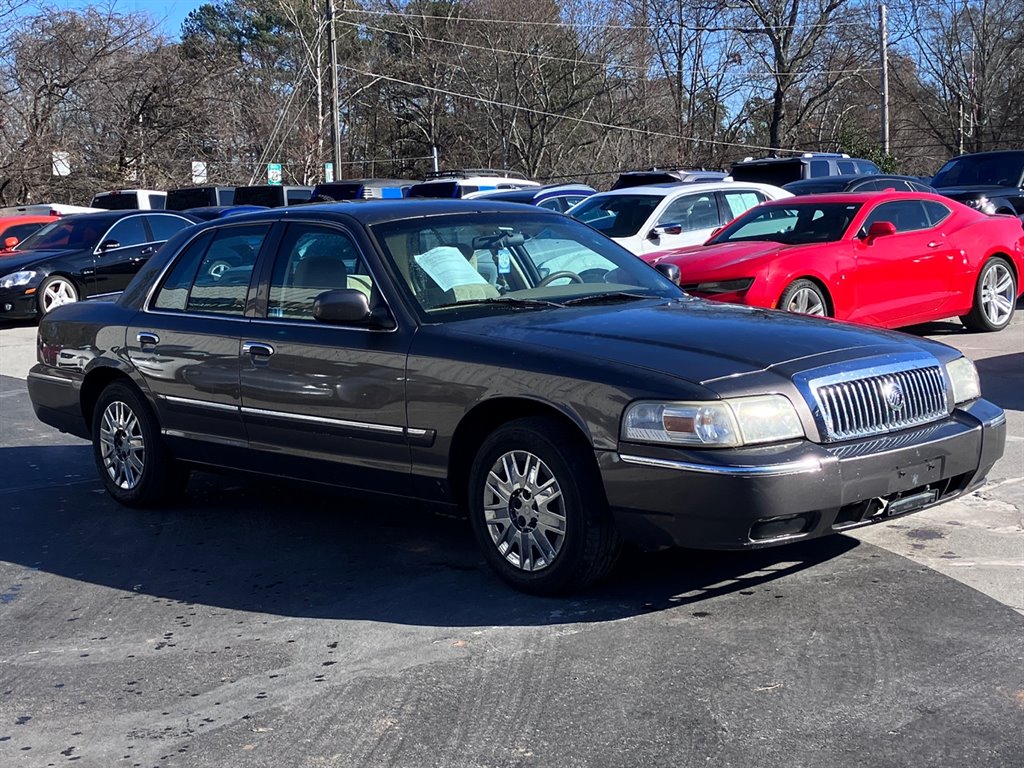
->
599, 398, 1005, 550
0, 286, 39, 319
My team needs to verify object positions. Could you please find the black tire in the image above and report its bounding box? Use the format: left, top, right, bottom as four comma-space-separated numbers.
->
778, 279, 829, 317
36, 275, 80, 316
960, 256, 1017, 332
468, 417, 620, 594
91, 381, 190, 507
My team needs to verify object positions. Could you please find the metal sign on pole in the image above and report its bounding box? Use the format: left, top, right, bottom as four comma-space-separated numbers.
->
325, 163, 334, 183
191, 161, 208, 185
268, 163, 283, 185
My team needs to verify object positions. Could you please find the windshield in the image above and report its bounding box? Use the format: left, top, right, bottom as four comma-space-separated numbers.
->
710, 202, 863, 245
932, 152, 1024, 188
16, 218, 108, 251
372, 212, 679, 319
568, 194, 662, 238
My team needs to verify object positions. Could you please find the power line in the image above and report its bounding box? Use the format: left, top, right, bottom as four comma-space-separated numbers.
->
339, 18, 882, 78
346, 7, 875, 32
339, 64, 811, 156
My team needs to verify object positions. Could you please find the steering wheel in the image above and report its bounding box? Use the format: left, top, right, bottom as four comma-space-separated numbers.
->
537, 270, 584, 287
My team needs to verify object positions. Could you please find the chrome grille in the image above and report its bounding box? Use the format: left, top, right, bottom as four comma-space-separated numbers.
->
813, 365, 950, 442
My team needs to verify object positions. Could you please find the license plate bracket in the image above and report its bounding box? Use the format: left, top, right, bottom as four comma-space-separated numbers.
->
888, 456, 944, 494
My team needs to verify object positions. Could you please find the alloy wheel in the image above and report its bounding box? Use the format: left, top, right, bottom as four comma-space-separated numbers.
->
42, 279, 77, 312
99, 400, 146, 490
483, 450, 566, 572
981, 262, 1015, 327
785, 286, 826, 316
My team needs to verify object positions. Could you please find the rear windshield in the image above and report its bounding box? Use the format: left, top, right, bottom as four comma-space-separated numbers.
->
92, 192, 139, 210
730, 160, 803, 186
408, 181, 461, 199
234, 187, 283, 207
166, 188, 225, 210
568, 194, 662, 238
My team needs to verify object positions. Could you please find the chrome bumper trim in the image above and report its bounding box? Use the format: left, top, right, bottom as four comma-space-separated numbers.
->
618, 453, 822, 477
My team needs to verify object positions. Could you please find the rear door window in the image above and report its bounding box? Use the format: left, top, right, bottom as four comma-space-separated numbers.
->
720, 190, 766, 219
809, 160, 831, 177
103, 217, 149, 248
184, 224, 270, 315
146, 214, 194, 242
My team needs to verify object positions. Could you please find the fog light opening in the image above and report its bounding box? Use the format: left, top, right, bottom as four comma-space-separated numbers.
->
749, 513, 814, 542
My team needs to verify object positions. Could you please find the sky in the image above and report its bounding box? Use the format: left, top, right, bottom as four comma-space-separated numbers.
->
47, 1, 202, 39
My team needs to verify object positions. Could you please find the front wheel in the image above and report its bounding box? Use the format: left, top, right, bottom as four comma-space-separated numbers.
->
778, 279, 829, 317
92, 381, 190, 507
960, 257, 1017, 332
468, 417, 620, 594
37, 275, 79, 315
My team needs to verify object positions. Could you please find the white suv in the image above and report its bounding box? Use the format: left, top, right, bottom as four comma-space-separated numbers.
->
568, 181, 791, 255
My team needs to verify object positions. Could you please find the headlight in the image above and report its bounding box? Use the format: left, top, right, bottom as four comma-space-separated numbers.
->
945, 357, 980, 404
622, 395, 804, 448
0, 270, 36, 289
966, 196, 996, 214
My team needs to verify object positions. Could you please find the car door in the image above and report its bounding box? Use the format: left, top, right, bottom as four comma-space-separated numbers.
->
852, 199, 957, 325
89, 215, 153, 297
642, 191, 722, 254
238, 221, 413, 492
126, 222, 272, 460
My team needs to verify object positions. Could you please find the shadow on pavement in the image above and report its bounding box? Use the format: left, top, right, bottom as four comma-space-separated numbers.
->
0, 443, 858, 627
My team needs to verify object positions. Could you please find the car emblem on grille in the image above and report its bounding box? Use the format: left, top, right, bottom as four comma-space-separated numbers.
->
882, 382, 906, 412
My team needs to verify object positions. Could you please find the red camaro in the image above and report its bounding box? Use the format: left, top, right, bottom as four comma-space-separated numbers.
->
0, 215, 54, 254
644, 191, 1024, 331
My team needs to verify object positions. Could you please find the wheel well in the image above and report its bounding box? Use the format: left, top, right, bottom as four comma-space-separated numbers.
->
986, 253, 1017, 283
785, 276, 834, 316
447, 398, 594, 512
80, 368, 136, 434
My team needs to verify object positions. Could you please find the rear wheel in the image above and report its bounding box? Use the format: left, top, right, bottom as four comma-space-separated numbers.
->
468, 417, 620, 594
778, 279, 829, 317
960, 257, 1016, 332
92, 381, 189, 506
37, 276, 79, 315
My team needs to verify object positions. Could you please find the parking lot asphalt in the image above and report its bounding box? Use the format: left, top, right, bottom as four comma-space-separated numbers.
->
0, 311, 1022, 767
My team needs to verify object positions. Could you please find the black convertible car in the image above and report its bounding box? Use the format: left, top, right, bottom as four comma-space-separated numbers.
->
27, 201, 1006, 593
0, 210, 197, 319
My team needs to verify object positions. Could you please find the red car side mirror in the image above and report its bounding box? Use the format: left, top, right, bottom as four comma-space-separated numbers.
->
3, 236, 17, 250
865, 221, 897, 241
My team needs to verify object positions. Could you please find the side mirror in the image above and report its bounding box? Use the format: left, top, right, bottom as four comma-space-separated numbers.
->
707, 226, 724, 242
313, 288, 379, 325
649, 223, 683, 239
3, 236, 17, 250
655, 262, 681, 286
864, 221, 896, 241
98, 239, 121, 252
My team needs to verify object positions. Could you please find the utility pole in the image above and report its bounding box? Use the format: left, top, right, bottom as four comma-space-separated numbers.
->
879, 3, 890, 155
327, 0, 342, 178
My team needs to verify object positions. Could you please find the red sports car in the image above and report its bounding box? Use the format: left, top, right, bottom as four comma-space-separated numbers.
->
0, 215, 55, 254
644, 191, 1024, 331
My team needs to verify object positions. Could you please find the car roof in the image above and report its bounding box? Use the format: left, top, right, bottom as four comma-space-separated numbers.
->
587, 181, 782, 197
49, 210, 171, 224
0, 215, 56, 225
206, 199, 561, 227
761, 190, 953, 206
784, 174, 926, 189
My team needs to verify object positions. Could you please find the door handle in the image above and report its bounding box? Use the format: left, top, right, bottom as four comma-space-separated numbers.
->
927, 241, 941, 248
136, 331, 160, 346
139, 246, 154, 255
241, 341, 275, 358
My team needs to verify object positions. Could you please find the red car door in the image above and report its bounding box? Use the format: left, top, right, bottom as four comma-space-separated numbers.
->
851, 199, 957, 326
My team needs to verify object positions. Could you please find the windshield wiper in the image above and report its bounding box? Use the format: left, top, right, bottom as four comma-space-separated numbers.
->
561, 292, 652, 306
431, 296, 565, 311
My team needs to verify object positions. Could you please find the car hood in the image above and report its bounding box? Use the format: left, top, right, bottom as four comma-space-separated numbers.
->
449, 298, 942, 386
644, 241, 791, 273
0, 249, 79, 273
933, 184, 1022, 198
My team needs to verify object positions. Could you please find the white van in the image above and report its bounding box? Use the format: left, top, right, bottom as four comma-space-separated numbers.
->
90, 189, 167, 210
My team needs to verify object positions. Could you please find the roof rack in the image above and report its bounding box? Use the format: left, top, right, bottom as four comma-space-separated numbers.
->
424, 168, 529, 180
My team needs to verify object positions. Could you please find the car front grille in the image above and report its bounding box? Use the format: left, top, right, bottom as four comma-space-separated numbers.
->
811, 365, 950, 442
